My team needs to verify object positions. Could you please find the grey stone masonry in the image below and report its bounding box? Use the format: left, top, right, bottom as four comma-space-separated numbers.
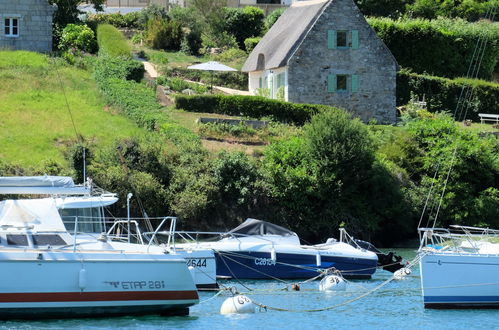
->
287, 0, 397, 124
0, 0, 56, 53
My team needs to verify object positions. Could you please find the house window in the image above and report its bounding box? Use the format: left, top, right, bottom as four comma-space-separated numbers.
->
4, 18, 19, 37
336, 75, 348, 91
327, 74, 359, 93
327, 30, 359, 49
336, 31, 347, 48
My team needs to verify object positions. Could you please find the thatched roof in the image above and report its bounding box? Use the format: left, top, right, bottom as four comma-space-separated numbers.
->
242, 0, 330, 72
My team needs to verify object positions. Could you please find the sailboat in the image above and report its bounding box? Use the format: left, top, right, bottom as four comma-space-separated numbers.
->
0, 176, 199, 319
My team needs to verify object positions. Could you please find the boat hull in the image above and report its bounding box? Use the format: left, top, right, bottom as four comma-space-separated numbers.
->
0, 251, 199, 319
215, 250, 377, 279
420, 253, 499, 308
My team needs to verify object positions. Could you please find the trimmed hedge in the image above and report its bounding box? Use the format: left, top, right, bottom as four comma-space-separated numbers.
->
96, 24, 132, 58
96, 77, 164, 130
369, 17, 499, 80
93, 55, 144, 82
174, 94, 335, 126
397, 70, 499, 120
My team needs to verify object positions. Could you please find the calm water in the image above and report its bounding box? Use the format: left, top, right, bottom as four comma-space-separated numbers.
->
2, 249, 498, 330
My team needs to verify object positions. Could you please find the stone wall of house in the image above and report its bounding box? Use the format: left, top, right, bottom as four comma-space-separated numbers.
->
0, 0, 55, 53
287, 0, 397, 124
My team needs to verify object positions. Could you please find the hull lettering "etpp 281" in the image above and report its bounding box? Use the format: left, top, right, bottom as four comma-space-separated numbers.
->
104, 281, 166, 290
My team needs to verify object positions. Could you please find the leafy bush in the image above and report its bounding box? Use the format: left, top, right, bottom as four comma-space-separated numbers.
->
85, 12, 141, 29
264, 8, 285, 31
138, 4, 169, 28
59, 24, 97, 53
397, 69, 499, 120
96, 24, 132, 58
260, 108, 411, 243
244, 37, 261, 53
175, 94, 334, 125
369, 17, 499, 80
145, 18, 183, 51
406, 0, 497, 21
222, 6, 265, 50
404, 114, 499, 228
93, 55, 144, 82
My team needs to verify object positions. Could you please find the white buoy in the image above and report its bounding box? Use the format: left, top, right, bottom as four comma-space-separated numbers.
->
78, 268, 87, 290
270, 248, 276, 262
220, 295, 256, 314
393, 267, 411, 280
316, 253, 322, 267
319, 275, 347, 291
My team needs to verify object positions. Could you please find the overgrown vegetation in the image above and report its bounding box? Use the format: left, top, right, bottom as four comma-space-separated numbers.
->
397, 69, 499, 118
174, 94, 332, 125
96, 24, 132, 58
369, 17, 499, 80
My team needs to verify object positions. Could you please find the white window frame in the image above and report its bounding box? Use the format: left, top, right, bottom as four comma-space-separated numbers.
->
4, 16, 21, 38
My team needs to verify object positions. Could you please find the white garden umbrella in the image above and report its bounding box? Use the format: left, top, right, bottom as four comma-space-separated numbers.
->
187, 61, 237, 93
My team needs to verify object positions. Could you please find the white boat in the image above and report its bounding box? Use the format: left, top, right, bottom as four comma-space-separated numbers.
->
177, 218, 379, 279
419, 226, 499, 308
54, 195, 217, 290
0, 176, 199, 319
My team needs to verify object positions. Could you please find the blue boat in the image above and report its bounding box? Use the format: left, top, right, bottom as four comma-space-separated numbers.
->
180, 219, 379, 280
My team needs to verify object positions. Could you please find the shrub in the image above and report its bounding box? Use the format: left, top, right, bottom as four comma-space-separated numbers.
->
59, 24, 97, 53
174, 94, 334, 125
145, 18, 183, 51
85, 12, 141, 29
264, 8, 285, 31
222, 6, 265, 50
397, 69, 499, 120
369, 17, 499, 80
93, 55, 144, 82
138, 4, 169, 28
244, 37, 261, 53
166, 66, 247, 90
96, 24, 132, 58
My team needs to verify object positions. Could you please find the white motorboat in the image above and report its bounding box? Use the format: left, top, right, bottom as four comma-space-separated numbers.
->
0, 176, 199, 319
177, 218, 379, 279
419, 226, 499, 308
54, 195, 217, 290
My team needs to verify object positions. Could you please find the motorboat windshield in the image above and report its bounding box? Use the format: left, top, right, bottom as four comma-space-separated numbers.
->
227, 218, 297, 237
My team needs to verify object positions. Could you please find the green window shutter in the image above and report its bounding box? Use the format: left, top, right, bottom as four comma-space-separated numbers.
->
327, 30, 336, 49
351, 30, 359, 49
259, 77, 262, 89
351, 74, 358, 92
327, 74, 336, 93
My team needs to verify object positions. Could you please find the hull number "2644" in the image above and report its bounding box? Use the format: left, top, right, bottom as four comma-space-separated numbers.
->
187, 258, 207, 268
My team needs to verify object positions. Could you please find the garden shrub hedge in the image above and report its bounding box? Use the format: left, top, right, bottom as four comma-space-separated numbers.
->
96, 24, 132, 58
397, 69, 499, 120
93, 55, 144, 82
369, 17, 499, 80
174, 94, 335, 126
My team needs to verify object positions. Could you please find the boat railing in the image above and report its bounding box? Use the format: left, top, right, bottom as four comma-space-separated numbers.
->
62, 215, 177, 251
338, 228, 364, 250
418, 227, 499, 252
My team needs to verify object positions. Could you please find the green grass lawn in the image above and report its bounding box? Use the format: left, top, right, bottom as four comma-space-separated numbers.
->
0, 51, 146, 169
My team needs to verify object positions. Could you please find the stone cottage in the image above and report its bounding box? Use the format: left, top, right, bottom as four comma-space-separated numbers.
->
242, 0, 398, 123
0, 0, 56, 53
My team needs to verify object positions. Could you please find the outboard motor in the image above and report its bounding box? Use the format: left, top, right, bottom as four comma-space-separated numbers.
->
353, 239, 405, 273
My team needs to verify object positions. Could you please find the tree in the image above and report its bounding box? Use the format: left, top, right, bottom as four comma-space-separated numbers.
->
223, 6, 265, 50
49, 0, 105, 46
49, 0, 104, 28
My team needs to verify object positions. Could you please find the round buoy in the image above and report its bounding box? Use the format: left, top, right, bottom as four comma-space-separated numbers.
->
220, 295, 256, 314
393, 267, 411, 280
319, 275, 347, 291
